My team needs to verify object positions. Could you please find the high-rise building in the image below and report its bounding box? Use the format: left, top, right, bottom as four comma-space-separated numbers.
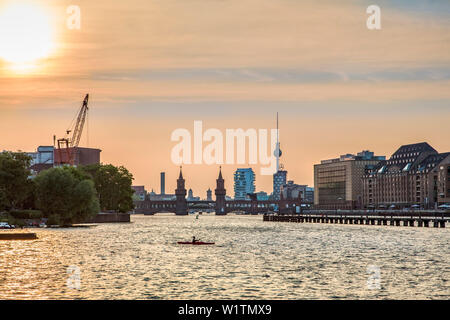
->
362, 142, 450, 208
233, 168, 255, 200
314, 150, 385, 209
272, 170, 287, 200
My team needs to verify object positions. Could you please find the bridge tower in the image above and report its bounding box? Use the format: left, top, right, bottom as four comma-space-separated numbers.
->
175, 167, 188, 215
215, 167, 226, 215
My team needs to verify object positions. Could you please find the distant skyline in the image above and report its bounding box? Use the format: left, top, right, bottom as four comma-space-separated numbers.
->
1, 0, 449, 194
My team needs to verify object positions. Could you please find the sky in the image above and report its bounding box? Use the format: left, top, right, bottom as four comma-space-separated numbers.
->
0, 0, 449, 197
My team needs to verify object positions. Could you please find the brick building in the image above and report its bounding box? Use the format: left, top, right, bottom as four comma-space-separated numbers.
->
362, 142, 450, 209
54, 147, 101, 166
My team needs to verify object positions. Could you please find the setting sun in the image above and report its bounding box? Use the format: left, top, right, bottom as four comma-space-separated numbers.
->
0, 2, 54, 67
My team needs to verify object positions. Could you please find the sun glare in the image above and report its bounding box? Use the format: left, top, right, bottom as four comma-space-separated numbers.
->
0, 2, 54, 70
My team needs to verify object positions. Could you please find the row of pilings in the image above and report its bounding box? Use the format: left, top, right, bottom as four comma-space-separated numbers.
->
263, 214, 447, 228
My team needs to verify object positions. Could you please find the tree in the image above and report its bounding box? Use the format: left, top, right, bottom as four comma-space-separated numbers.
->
34, 167, 99, 225
82, 164, 134, 213
0, 152, 34, 210
0, 189, 7, 212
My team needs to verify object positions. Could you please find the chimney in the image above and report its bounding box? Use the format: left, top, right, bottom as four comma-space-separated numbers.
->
160, 172, 165, 195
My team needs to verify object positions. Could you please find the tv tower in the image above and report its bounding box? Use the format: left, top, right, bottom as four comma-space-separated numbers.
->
272, 112, 286, 200
275, 112, 282, 173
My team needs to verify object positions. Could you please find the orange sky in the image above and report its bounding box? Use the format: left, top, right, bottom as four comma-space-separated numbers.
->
0, 0, 449, 197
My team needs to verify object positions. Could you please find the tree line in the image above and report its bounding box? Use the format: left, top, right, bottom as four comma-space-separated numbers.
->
0, 152, 134, 226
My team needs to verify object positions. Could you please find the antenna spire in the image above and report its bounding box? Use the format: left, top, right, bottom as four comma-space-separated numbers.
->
276, 112, 280, 172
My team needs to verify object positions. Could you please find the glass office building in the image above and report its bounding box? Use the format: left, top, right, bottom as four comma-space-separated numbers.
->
234, 168, 256, 200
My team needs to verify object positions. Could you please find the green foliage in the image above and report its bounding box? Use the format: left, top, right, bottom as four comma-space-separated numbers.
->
82, 164, 135, 213
0, 189, 7, 212
34, 166, 99, 225
0, 152, 33, 210
7, 215, 25, 228
9, 209, 43, 219
47, 214, 61, 226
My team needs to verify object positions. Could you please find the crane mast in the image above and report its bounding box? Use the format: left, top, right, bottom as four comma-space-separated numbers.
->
70, 94, 89, 148
55, 94, 89, 166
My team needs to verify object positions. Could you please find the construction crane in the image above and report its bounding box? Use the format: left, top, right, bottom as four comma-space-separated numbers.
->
55, 94, 89, 166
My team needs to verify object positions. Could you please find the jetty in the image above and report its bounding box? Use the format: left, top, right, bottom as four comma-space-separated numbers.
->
0, 233, 38, 240
263, 211, 449, 228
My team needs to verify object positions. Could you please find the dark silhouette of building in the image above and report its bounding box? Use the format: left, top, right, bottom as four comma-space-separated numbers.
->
132, 186, 146, 201
215, 167, 226, 215
160, 172, 165, 195
134, 166, 303, 215
175, 167, 187, 215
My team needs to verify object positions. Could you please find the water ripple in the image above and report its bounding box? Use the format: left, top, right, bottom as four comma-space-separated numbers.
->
0, 214, 449, 299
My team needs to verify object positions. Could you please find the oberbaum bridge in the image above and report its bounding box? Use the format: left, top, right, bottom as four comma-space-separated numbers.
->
135, 167, 304, 215
135, 167, 448, 228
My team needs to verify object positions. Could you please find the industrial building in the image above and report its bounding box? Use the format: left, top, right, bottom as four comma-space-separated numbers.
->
27, 146, 54, 174
314, 150, 385, 209
24, 94, 101, 174
54, 146, 101, 167
27, 145, 101, 174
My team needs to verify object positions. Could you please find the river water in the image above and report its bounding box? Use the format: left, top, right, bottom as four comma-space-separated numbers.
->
0, 214, 448, 299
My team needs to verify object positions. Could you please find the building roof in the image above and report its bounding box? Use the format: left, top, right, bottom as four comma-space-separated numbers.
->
415, 152, 450, 174
320, 150, 385, 164
366, 142, 447, 175
131, 186, 146, 193
392, 142, 436, 156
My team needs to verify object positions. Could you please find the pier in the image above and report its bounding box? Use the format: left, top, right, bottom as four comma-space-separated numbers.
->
0, 233, 38, 240
263, 211, 449, 228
